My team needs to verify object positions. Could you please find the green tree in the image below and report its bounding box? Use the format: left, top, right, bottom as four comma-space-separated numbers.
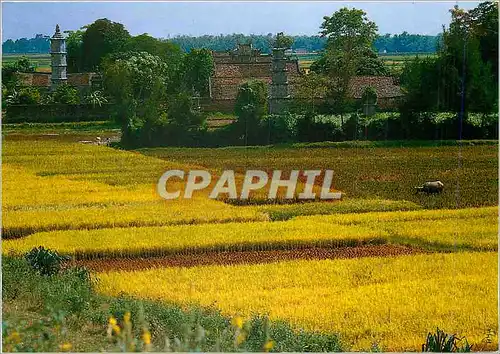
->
179, 48, 214, 97
126, 33, 160, 54
13, 56, 36, 73
81, 18, 131, 71
292, 72, 328, 113
102, 59, 136, 144
103, 52, 168, 145
103, 51, 205, 147
162, 92, 206, 145
401, 2, 498, 115
64, 28, 85, 73
317, 7, 386, 117
356, 48, 389, 75
442, 3, 498, 112
453, 1, 498, 80
234, 80, 268, 145
274, 32, 294, 49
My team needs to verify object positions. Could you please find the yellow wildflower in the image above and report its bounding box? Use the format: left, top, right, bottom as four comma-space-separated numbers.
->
8, 331, 21, 344
112, 324, 121, 334
123, 312, 131, 324
236, 333, 246, 346
59, 343, 72, 352
108, 316, 117, 326
231, 316, 243, 329
142, 330, 151, 345
263, 340, 275, 352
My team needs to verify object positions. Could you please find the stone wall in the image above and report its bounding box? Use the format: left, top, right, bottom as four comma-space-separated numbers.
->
15, 72, 100, 89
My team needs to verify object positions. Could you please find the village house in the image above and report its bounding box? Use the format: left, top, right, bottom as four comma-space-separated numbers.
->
205, 43, 404, 113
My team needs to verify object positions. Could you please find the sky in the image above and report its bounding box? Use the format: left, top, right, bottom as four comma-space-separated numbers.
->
2, 1, 481, 40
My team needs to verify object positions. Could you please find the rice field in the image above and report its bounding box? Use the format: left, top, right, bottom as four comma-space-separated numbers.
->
297, 52, 435, 72
4, 206, 497, 258
2, 134, 498, 351
96, 252, 497, 351
139, 144, 498, 208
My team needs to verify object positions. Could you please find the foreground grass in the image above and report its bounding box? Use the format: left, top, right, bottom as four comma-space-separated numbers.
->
96, 252, 498, 351
2, 257, 345, 352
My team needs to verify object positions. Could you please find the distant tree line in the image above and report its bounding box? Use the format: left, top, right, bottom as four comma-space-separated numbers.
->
375, 32, 440, 53
3, 32, 439, 54
2, 34, 50, 53
170, 33, 439, 54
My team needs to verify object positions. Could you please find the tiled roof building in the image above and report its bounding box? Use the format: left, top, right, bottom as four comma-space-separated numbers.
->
209, 43, 301, 102
206, 44, 404, 112
348, 76, 403, 99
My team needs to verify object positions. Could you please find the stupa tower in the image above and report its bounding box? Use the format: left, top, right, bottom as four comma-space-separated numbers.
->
50, 24, 67, 90
269, 47, 289, 114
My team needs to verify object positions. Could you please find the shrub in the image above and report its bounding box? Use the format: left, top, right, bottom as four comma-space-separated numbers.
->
3, 310, 71, 352
18, 87, 42, 105
422, 327, 473, 352
51, 84, 80, 104
25, 246, 70, 276
297, 113, 343, 142
343, 113, 362, 140
262, 113, 300, 144
362, 112, 402, 140
84, 90, 108, 107
4, 87, 42, 106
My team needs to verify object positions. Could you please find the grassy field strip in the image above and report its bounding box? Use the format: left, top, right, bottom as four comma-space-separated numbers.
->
3, 196, 423, 237
4, 141, 498, 208
299, 207, 498, 250
2, 121, 120, 133
383, 218, 498, 251
3, 200, 268, 239
95, 252, 498, 351
258, 199, 421, 220
4, 207, 497, 258
296, 205, 497, 224
3, 221, 386, 258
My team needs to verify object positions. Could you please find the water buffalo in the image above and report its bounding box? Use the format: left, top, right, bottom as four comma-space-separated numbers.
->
415, 181, 444, 194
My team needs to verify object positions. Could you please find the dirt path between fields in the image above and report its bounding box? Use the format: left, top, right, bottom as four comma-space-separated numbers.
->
74, 244, 429, 272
